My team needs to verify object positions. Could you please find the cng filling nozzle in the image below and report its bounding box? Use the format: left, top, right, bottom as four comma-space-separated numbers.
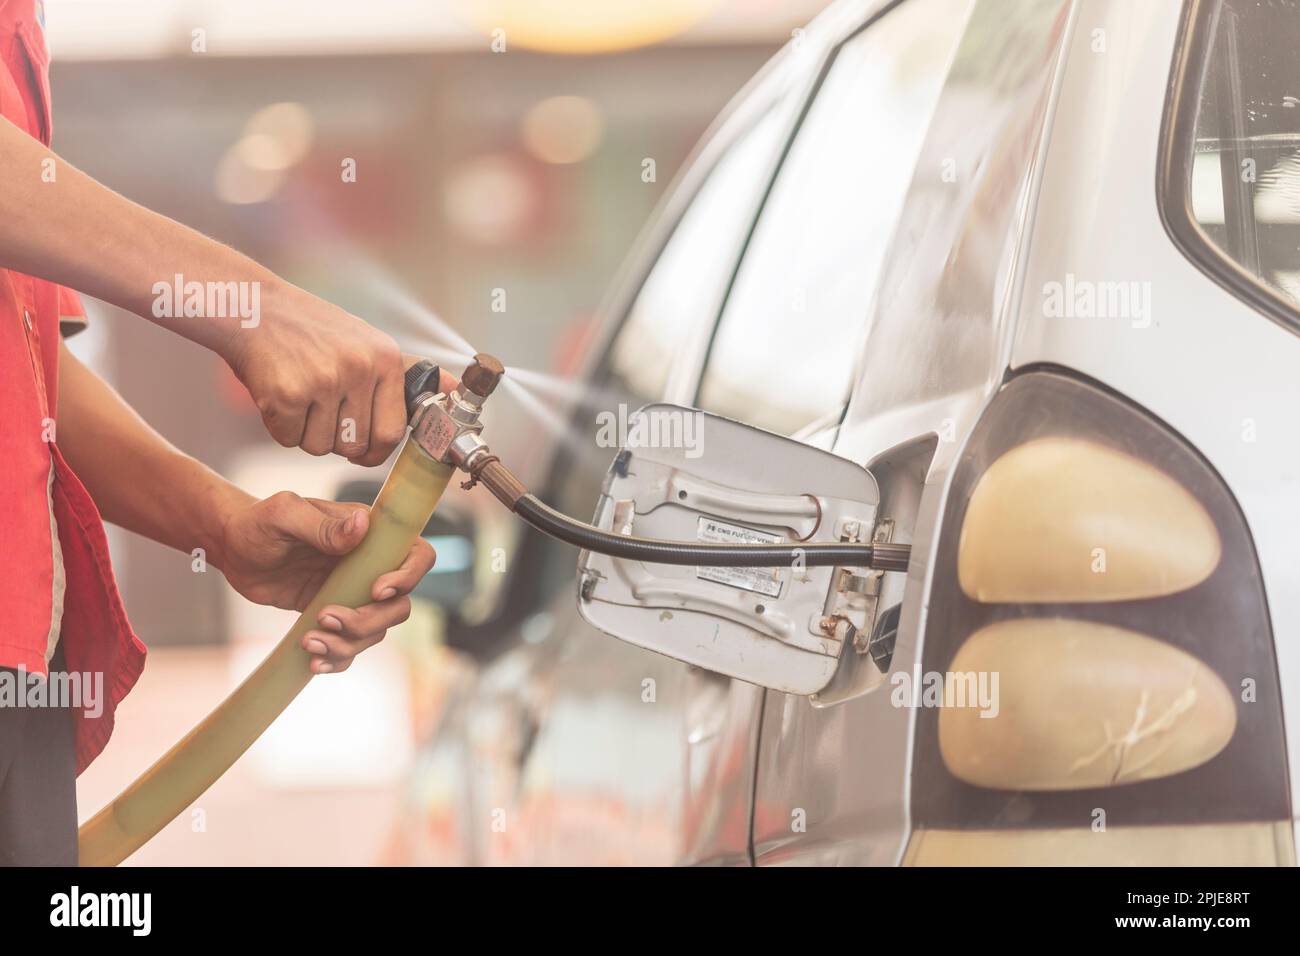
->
79, 353, 908, 866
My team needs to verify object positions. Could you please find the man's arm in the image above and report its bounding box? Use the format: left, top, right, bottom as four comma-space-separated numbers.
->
0, 116, 407, 466
56, 341, 435, 674
53, 341, 252, 567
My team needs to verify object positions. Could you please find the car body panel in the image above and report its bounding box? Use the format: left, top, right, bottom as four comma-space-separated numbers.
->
752, 0, 1076, 866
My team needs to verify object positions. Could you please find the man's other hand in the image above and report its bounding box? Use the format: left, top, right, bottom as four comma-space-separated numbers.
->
217, 491, 435, 674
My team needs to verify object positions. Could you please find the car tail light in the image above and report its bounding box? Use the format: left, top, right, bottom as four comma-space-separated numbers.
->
957, 437, 1220, 603
905, 370, 1293, 865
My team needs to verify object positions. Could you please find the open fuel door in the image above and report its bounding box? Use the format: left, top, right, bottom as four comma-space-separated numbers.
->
577, 404, 882, 695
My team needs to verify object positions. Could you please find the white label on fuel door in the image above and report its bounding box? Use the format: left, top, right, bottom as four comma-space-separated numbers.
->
695, 516, 783, 598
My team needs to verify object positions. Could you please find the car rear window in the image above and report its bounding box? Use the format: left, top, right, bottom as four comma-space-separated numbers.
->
1163, 0, 1300, 326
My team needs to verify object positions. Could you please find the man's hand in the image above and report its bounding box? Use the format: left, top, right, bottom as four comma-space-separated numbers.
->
217, 491, 435, 674
222, 282, 409, 467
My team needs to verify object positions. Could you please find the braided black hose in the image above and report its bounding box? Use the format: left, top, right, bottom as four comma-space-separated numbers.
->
514, 495, 910, 572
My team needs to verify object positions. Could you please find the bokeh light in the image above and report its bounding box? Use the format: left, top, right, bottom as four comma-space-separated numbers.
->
521, 95, 605, 165
215, 146, 286, 204
216, 102, 315, 203
442, 152, 539, 244
242, 101, 316, 169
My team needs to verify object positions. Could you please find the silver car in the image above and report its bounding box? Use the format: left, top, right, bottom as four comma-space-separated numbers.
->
420, 0, 1299, 866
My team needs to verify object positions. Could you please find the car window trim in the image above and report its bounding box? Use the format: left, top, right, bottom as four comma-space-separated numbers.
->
578, 55, 812, 393
690, 0, 908, 422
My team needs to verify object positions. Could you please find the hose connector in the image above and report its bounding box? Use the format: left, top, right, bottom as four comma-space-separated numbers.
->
408, 353, 504, 466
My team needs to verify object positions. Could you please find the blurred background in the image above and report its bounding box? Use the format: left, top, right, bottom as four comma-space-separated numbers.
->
55, 0, 829, 863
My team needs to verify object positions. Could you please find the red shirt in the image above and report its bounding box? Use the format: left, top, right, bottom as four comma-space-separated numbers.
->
1, 0, 146, 772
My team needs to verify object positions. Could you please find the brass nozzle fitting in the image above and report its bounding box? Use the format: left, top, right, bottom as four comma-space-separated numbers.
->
461, 353, 505, 401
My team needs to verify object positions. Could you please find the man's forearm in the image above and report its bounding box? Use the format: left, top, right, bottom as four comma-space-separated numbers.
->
4, 113, 422, 466
0, 116, 275, 358
55, 341, 253, 570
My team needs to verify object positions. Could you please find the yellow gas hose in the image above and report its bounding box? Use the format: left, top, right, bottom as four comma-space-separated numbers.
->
78, 438, 454, 866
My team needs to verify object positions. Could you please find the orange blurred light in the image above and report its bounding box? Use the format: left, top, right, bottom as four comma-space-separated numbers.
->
454, 0, 723, 54
215, 144, 286, 204
242, 102, 316, 170
442, 152, 539, 244
216, 102, 316, 204
521, 96, 605, 165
